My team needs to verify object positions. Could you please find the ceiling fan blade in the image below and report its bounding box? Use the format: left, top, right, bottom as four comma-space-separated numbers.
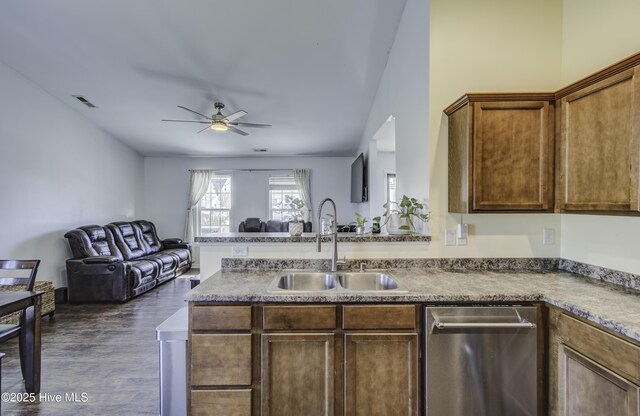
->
229, 122, 272, 128
177, 105, 212, 120
228, 126, 248, 136
162, 119, 210, 124
224, 110, 248, 122
196, 126, 211, 134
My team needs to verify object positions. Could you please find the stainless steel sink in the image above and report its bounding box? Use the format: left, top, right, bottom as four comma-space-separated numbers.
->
270, 272, 337, 292
337, 272, 404, 291
268, 270, 408, 293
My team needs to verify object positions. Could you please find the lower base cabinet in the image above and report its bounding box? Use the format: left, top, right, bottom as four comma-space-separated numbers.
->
261, 333, 335, 416
344, 333, 419, 416
189, 304, 418, 416
190, 390, 252, 416
549, 307, 640, 416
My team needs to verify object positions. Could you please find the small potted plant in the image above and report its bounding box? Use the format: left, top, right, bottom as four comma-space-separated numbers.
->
349, 213, 381, 235
381, 195, 429, 235
284, 195, 306, 236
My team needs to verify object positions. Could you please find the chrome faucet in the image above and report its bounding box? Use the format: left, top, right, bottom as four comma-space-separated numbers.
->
316, 198, 338, 272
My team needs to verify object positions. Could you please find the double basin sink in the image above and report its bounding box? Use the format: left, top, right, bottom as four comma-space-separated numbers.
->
268, 271, 409, 294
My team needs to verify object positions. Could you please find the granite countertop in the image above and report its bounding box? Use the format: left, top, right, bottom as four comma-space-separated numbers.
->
186, 268, 640, 342
195, 232, 431, 243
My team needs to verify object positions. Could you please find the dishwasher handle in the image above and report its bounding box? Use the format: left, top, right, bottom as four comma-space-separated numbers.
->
431, 310, 536, 330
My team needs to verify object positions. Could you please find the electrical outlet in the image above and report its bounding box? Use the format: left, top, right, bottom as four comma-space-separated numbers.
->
543, 228, 555, 245
232, 246, 248, 257
456, 223, 468, 245
445, 229, 457, 246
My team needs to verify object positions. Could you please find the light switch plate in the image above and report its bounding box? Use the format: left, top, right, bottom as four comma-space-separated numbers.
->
232, 246, 248, 257
543, 228, 555, 245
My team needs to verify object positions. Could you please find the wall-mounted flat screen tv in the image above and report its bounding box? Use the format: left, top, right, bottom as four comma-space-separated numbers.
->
350, 153, 368, 202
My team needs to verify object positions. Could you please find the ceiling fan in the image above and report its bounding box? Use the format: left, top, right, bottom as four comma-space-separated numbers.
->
162, 102, 271, 136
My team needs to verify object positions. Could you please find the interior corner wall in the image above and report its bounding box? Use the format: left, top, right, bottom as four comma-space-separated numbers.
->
559, 0, 640, 274
0, 60, 143, 288
427, 0, 563, 258
358, 0, 430, 205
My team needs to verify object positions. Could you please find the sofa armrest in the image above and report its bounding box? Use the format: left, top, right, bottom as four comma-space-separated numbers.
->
66, 259, 131, 303
163, 241, 192, 251
162, 238, 183, 244
82, 256, 121, 264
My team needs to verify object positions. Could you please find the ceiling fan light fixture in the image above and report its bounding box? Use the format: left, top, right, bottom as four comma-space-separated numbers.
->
210, 120, 228, 132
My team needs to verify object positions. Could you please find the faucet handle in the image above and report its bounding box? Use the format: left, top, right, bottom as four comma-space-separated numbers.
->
359, 262, 366, 272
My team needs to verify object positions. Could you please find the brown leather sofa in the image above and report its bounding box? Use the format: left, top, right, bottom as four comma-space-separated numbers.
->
64, 220, 191, 303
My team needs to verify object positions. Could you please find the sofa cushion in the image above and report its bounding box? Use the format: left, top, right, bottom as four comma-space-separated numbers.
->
129, 259, 159, 288
162, 248, 191, 265
135, 220, 162, 254
108, 222, 147, 260
143, 252, 178, 274
64, 225, 123, 260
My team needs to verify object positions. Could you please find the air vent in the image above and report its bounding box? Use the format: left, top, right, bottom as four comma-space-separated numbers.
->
253, 148, 268, 153
72, 95, 97, 108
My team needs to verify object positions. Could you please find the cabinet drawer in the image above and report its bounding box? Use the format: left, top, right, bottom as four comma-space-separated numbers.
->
263, 306, 336, 330
343, 305, 416, 330
191, 306, 252, 331
191, 334, 252, 386
559, 313, 640, 383
191, 390, 251, 416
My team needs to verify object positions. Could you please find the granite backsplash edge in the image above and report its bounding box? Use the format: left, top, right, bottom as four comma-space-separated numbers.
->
219, 257, 640, 292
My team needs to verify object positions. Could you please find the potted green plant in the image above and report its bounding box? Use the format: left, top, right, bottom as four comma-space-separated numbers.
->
349, 213, 381, 235
284, 195, 306, 236
381, 195, 429, 235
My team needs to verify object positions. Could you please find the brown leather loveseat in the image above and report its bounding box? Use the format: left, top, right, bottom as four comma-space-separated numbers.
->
64, 220, 191, 303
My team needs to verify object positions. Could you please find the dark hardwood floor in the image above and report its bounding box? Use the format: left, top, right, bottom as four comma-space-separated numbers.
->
1, 276, 193, 415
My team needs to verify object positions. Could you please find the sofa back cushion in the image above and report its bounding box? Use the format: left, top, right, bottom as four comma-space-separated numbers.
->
108, 222, 147, 260
134, 220, 162, 254
64, 225, 123, 259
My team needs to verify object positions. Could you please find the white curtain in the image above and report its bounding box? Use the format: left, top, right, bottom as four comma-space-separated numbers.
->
293, 169, 312, 222
184, 169, 213, 243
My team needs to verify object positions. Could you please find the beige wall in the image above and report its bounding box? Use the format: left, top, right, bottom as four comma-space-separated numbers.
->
560, 0, 640, 273
428, 0, 563, 258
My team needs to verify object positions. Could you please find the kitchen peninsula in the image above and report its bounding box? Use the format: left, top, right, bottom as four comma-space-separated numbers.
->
186, 258, 640, 415
195, 232, 431, 279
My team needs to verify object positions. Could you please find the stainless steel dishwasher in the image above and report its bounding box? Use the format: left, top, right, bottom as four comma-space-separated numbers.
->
425, 306, 537, 416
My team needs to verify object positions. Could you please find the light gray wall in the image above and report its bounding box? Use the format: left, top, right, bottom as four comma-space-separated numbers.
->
142, 156, 357, 238
0, 60, 143, 288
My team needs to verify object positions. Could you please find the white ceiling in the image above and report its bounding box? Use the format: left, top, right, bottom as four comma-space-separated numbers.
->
0, 0, 407, 157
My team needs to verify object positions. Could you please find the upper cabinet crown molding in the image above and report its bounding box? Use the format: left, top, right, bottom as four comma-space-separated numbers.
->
555, 51, 640, 100
444, 93, 556, 116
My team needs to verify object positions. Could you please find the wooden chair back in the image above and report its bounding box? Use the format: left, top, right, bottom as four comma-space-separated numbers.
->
0, 260, 40, 291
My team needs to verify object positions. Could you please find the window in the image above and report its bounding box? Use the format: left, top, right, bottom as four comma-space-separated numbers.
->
198, 175, 232, 234
269, 175, 301, 221
387, 173, 396, 204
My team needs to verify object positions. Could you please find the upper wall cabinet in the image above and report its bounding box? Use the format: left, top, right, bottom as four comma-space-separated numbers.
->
556, 60, 640, 214
445, 94, 555, 213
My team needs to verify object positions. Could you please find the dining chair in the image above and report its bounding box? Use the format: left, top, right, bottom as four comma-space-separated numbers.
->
0, 260, 40, 378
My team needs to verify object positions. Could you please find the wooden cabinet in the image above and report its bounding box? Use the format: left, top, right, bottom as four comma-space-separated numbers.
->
445, 94, 555, 213
548, 306, 640, 416
344, 333, 418, 416
189, 304, 420, 416
261, 333, 335, 416
189, 305, 253, 416
557, 65, 640, 213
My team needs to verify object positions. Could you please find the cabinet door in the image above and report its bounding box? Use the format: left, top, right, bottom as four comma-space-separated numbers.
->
344, 333, 418, 416
473, 101, 553, 211
559, 67, 640, 212
559, 345, 639, 416
261, 333, 334, 416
